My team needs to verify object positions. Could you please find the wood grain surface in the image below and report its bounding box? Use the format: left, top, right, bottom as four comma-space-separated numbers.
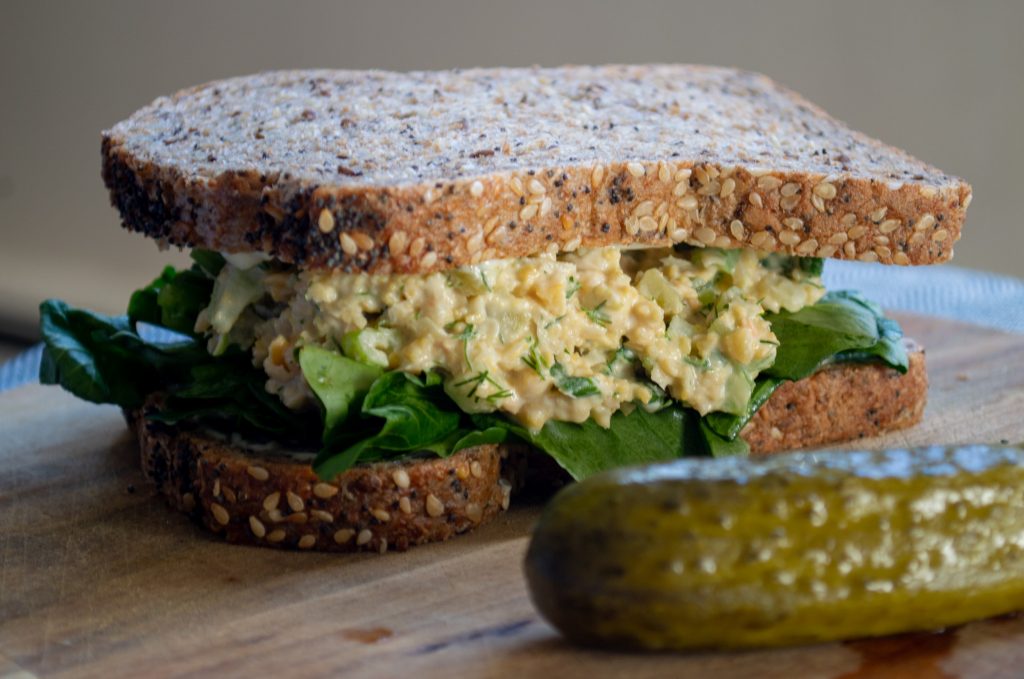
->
1, 313, 1022, 679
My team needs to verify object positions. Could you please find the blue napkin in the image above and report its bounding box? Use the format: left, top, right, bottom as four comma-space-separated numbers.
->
3, 263, 1022, 393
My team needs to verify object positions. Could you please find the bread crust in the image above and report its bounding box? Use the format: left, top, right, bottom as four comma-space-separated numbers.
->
744, 344, 927, 454
127, 405, 518, 553
102, 66, 970, 273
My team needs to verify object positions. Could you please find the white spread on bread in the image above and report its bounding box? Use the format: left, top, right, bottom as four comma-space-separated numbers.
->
197, 246, 823, 431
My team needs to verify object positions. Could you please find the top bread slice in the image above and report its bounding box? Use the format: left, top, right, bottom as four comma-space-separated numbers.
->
102, 65, 971, 274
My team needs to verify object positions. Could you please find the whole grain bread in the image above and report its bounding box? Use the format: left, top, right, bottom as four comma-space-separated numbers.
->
102, 65, 970, 274
127, 344, 925, 552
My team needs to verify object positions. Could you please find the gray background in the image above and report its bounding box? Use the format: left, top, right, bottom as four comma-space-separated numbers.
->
1, 0, 1020, 339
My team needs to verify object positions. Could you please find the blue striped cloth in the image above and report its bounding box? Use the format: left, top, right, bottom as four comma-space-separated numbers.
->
3, 262, 1022, 393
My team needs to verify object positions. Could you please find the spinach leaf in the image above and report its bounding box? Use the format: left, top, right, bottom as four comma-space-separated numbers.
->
127, 252, 217, 336
299, 346, 382, 434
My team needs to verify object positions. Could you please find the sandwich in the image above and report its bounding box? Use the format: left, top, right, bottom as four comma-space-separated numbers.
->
39, 65, 970, 552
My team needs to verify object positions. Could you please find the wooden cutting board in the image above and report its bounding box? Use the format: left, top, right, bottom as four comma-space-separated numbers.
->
2, 313, 1023, 679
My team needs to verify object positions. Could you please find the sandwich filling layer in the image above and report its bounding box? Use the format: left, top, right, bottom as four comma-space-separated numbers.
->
199, 246, 825, 431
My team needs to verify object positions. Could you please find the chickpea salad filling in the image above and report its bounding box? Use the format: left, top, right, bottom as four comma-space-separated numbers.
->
40, 245, 909, 481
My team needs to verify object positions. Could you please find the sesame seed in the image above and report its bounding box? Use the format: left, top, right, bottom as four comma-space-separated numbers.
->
487, 225, 507, 245
672, 180, 689, 197
713, 235, 732, 248
749, 192, 763, 208
840, 213, 857, 227
286, 512, 308, 524
311, 483, 335, 499
844, 241, 857, 257
249, 516, 266, 538
658, 213, 669, 232
509, 176, 524, 197
286, 491, 305, 513
211, 503, 229, 526
828, 232, 849, 245
356, 529, 373, 546
963, 193, 973, 208
317, 209, 336, 233
874, 235, 890, 246
519, 203, 538, 221
312, 509, 334, 523
527, 178, 546, 195
932, 228, 950, 242
729, 220, 745, 240
875, 245, 892, 258
263, 491, 281, 512
816, 244, 837, 258
379, 538, 389, 555
779, 230, 801, 246
626, 162, 646, 178
421, 251, 438, 268
781, 182, 801, 197
669, 228, 688, 242
340, 233, 357, 256
813, 182, 837, 200
266, 508, 284, 523
706, 165, 721, 179
782, 217, 803, 230
566, 236, 583, 250
298, 535, 316, 549
694, 166, 709, 185
914, 214, 937, 231
392, 469, 411, 489
638, 216, 659, 233
389, 231, 409, 255
674, 168, 693, 182
470, 461, 484, 478
371, 508, 391, 522
848, 225, 869, 240
334, 528, 355, 544
811, 195, 825, 212
909, 232, 926, 246
796, 239, 819, 255
247, 465, 269, 482
677, 195, 698, 211
353, 232, 374, 251
858, 251, 879, 263
780, 195, 800, 211
870, 207, 888, 223
560, 214, 574, 231
223, 487, 237, 504
633, 200, 654, 218
697, 181, 720, 197
267, 529, 285, 543
624, 217, 640, 236
757, 176, 783, 190
750, 231, 775, 249
720, 178, 736, 198
398, 497, 412, 514
423, 188, 437, 204
426, 494, 444, 517
879, 219, 900, 234
539, 196, 552, 217
212, 479, 220, 497
893, 252, 910, 265
470, 180, 484, 198
658, 162, 671, 183
466, 503, 483, 523
695, 226, 717, 244
591, 165, 605, 189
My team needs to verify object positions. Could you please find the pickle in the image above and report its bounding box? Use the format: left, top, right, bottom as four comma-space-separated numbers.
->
525, 445, 1024, 650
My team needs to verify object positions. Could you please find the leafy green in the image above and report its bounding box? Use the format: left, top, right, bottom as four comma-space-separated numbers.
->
127, 251, 220, 335
299, 346, 382, 433
550, 363, 601, 398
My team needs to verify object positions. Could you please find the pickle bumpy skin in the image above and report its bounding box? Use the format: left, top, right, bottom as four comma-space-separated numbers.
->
525, 446, 1024, 650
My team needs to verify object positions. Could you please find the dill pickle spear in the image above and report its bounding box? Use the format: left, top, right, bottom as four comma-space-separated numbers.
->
525, 445, 1024, 650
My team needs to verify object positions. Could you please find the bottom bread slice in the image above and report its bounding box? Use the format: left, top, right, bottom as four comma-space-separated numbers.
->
127, 344, 925, 552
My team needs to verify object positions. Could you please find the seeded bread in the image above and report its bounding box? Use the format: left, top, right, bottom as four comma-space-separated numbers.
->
744, 341, 927, 454
127, 344, 925, 552
127, 403, 518, 553
102, 65, 971, 274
